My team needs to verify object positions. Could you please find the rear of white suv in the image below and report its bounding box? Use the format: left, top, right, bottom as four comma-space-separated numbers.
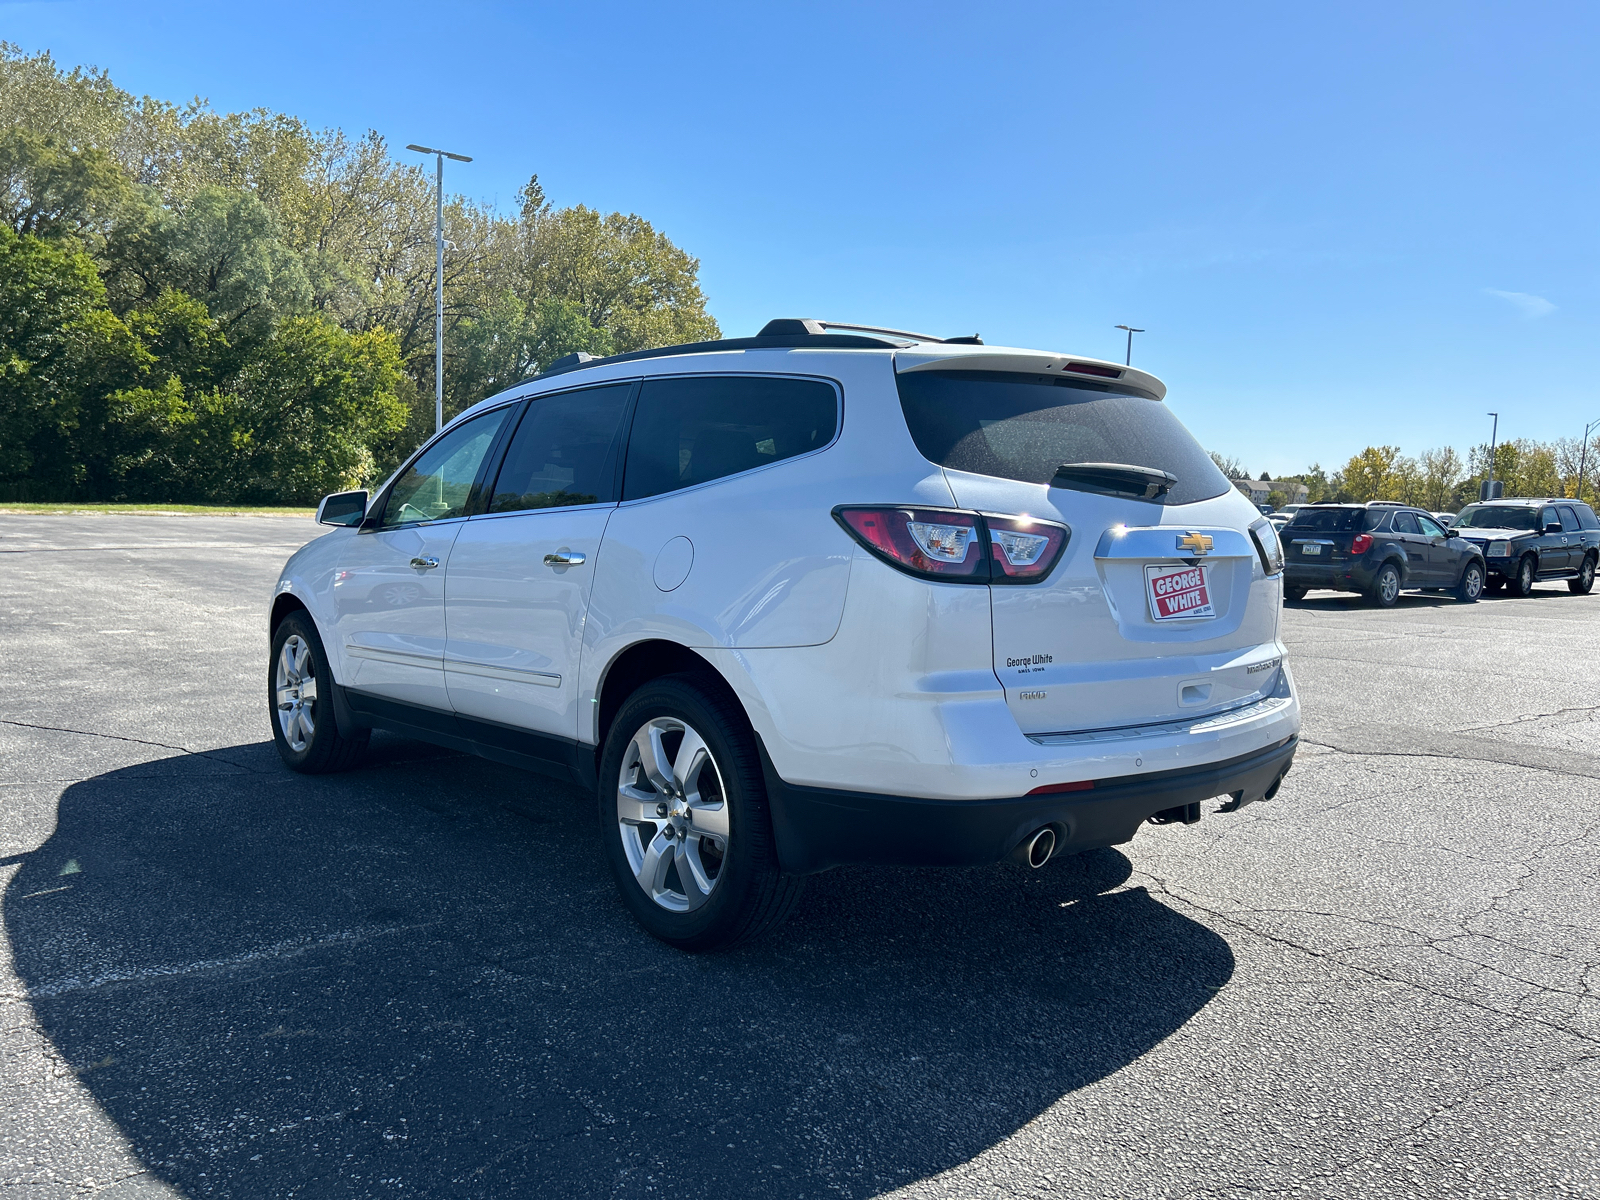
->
268, 320, 1299, 950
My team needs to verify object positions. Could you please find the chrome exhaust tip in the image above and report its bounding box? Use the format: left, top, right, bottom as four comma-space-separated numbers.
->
1014, 826, 1057, 869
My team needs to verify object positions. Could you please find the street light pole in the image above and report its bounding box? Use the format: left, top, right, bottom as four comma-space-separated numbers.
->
1577, 417, 1600, 503
406, 144, 472, 434
1484, 412, 1499, 501
1113, 324, 1145, 366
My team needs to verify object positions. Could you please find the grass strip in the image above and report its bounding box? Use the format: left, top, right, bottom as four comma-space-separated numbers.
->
0, 502, 314, 518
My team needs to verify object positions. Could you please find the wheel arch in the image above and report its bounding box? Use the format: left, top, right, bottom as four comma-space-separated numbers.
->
592, 639, 749, 760
270, 591, 310, 634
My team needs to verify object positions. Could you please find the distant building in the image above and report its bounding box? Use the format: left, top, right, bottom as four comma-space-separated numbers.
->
1233, 478, 1310, 507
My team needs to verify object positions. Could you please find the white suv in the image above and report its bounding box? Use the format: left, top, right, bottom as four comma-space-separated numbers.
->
269, 319, 1299, 949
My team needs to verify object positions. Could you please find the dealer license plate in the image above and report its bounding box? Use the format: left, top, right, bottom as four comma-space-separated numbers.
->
1145, 563, 1216, 621
1300, 543, 1322, 555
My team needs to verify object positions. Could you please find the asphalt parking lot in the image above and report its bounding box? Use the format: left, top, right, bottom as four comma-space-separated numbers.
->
1, 514, 1596, 1199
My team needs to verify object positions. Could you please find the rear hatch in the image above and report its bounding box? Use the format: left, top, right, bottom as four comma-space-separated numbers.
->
1281, 506, 1381, 563
896, 362, 1283, 735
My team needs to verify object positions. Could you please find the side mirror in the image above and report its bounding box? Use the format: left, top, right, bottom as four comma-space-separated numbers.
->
316, 490, 368, 527
1544, 521, 1563, 535
1446, 527, 1461, 538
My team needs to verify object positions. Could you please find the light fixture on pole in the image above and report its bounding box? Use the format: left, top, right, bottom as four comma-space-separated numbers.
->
1482, 412, 1500, 501
406, 144, 473, 434
1113, 325, 1145, 366
1577, 416, 1600, 503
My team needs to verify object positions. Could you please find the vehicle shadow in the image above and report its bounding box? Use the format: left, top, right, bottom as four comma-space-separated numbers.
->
1289, 586, 1573, 610
6, 738, 1233, 1199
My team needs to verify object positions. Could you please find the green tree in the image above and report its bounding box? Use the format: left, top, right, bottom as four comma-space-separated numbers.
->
0, 128, 131, 250
1340, 446, 1402, 502
104, 185, 310, 347
0, 226, 139, 496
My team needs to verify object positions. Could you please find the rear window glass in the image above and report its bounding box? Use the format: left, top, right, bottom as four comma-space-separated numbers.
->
894, 370, 1230, 506
1456, 505, 1540, 530
1578, 504, 1600, 531
1285, 508, 1384, 532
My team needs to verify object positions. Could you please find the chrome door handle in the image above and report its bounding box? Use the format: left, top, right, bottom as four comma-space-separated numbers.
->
544, 551, 586, 566
410, 556, 440, 570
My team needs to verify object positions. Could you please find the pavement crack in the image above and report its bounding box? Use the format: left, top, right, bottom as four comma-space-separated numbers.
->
0, 718, 264, 773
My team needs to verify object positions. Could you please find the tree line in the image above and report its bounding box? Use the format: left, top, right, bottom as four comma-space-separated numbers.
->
1213, 436, 1600, 513
0, 46, 719, 504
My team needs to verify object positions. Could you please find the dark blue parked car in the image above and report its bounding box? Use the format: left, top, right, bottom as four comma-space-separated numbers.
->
1281, 502, 1486, 607
1451, 499, 1600, 596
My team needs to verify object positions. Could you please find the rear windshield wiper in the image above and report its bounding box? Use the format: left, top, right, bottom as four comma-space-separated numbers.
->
1051, 462, 1177, 501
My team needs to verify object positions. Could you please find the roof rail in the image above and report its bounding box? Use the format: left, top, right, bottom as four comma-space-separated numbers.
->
760, 319, 984, 345
527, 317, 987, 382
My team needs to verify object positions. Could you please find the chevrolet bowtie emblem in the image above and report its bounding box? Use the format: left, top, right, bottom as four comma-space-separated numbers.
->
1178, 531, 1214, 555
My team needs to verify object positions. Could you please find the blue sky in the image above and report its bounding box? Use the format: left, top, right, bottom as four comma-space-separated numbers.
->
7, 0, 1598, 475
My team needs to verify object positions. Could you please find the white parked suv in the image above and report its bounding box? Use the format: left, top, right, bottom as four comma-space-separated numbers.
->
269, 319, 1300, 949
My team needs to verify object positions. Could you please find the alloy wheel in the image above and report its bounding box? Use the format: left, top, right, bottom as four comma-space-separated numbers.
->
616, 717, 730, 913
274, 634, 318, 752
1463, 564, 1483, 600
1379, 568, 1400, 605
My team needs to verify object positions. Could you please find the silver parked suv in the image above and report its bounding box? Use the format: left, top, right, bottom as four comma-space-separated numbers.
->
269, 319, 1300, 949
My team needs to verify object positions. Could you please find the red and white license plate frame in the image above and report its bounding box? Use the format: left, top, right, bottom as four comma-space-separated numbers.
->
1145, 562, 1216, 621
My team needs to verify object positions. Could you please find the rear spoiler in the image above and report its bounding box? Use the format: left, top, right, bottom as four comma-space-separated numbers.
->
894, 347, 1167, 401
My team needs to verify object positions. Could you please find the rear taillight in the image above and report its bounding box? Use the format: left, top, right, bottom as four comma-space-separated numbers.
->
1249, 519, 1284, 575
1351, 533, 1373, 554
984, 514, 1070, 583
833, 507, 1070, 584
835, 507, 985, 580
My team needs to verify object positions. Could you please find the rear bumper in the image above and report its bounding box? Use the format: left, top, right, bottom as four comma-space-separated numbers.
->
1284, 560, 1378, 591
759, 736, 1298, 875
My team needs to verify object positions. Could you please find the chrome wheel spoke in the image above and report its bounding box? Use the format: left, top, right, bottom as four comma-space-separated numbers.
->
676, 840, 715, 909
639, 827, 676, 897
617, 784, 662, 826
673, 727, 711, 798
631, 724, 676, 794
299, 676, 318, 705
687, 797, 729, 842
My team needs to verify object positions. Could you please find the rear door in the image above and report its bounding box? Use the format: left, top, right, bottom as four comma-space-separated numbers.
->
1389, 509, 1434, 584
443, 381, 634, 744
895, 366, 1283, 735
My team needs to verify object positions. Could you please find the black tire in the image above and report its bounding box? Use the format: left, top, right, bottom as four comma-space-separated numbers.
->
598, 673, 804, 952
1507, 554, 1537, 598
1368, 562, 1402, 608
1569, 553, 1596, 594
269, 611, 369, 773
1455, 559, 1485, 603
1284, 585, 1308, 603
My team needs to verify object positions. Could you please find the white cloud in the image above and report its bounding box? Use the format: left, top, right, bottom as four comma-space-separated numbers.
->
1484, 288, 1556, 319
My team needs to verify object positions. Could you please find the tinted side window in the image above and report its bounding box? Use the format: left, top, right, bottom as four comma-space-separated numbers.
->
1392, 511, 1420, 534
1416, 514, 1446, 538
380, 407, 513, 528
1577, 504, 1600, 531
1558, 505, 1581, 533
488, 383, 632, 514
623, 375, 838, 501
1541, 506, 1559, 530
